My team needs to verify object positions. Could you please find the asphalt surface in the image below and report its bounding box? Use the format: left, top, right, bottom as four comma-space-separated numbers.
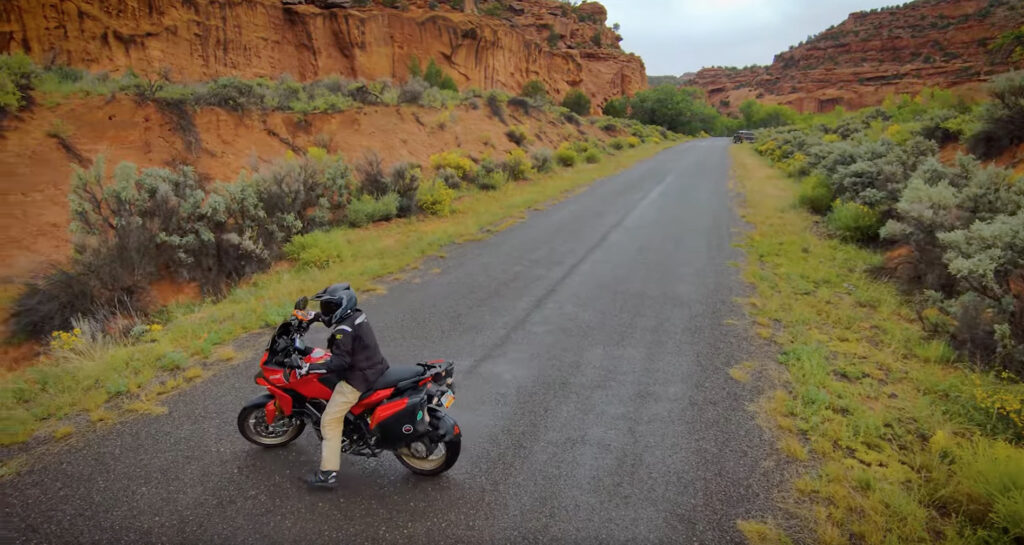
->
2, 138, 780, 544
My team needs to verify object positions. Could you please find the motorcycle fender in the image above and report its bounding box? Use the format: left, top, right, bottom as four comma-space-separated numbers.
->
264, 400, 277, 425
427, 406, 461, 441
243, 393, 275, 422
265, 384, 294, 416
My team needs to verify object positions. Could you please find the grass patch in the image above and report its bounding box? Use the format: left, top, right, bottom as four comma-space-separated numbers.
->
0, 140, 679, 446
731, 145, 1024, 544
52, 426, 73, 440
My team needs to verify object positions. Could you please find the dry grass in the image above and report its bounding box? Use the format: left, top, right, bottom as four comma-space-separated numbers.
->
732, 145, 1024, 544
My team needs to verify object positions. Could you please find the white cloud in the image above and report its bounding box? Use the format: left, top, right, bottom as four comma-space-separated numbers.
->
599, 0, 899, 75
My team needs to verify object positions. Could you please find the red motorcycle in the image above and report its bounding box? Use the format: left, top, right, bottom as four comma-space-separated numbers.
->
237, 297, 461, 476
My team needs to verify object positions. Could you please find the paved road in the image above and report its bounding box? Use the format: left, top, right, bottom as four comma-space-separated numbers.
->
2, 138, 780, 544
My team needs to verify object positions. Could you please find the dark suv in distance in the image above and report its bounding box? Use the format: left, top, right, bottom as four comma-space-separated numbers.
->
733, 130, 756, 143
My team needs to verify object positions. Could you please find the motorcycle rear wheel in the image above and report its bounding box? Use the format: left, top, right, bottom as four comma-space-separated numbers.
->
394, 437, 461, 476
237, 405, 305, 447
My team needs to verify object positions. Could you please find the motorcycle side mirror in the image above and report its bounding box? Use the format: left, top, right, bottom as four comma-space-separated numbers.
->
294, 296, 309, 311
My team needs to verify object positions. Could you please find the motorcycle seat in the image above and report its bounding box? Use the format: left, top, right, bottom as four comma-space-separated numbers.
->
369, 365, 424, 390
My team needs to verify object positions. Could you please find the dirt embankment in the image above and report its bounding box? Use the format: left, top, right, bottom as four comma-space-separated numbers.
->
688, 0, 1024, 112
0, 96, 611, 286
0, 0, 645, 109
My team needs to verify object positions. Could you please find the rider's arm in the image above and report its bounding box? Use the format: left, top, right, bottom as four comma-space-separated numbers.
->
306, 326, 353, 375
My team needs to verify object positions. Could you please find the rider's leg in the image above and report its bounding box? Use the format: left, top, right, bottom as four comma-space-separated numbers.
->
320, 380, 362, 473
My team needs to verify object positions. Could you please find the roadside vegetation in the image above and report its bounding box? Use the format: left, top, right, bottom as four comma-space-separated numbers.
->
603, 83, 804, 136
0, 54, 679, 450
754, 73, 1023, 373
732, 73, 1023, 544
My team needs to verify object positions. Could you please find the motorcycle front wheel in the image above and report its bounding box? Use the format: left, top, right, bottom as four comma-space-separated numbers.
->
237, 405, 305, 447
394, 437, 461, 476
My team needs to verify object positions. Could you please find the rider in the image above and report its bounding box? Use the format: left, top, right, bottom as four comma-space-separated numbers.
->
299, 283, 390, 488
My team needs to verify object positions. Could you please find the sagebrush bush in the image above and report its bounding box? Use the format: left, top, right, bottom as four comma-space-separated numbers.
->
346, 193, 399, 227
826, 200, 882, 242
485, 90, 508, 124
626, 136, 641, 148
797, 174, 834, 214
502, 149, 533, 180
608, 137, 627, 150
384, 162, 422, 217
583, 148, 602, 164
429, 150, 476, 181
12, 150, 354, 337
554, 145, 578, 167
472, 169, 509, 191
531, 148, 555, 173
435, 167, 462, 189
416, 180, 456, 216
505, 125, 528, 146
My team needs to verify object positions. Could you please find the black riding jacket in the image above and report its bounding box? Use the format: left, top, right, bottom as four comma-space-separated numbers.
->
306, 309, 389, 392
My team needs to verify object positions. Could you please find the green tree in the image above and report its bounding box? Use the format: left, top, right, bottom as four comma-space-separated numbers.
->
561, 89, 591, 116
628, 85, 725, 135
408, 56, 423, 79
738, 99, 798, 129
424, 58, 444, 88
602, 96, 629, 118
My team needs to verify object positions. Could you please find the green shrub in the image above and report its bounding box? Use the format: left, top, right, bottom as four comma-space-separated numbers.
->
472, 169, 508, 190
485, 90, 508, 124
608, 137, 627, 150
797, 174, 833, 214
531, 148, 555, 173
554, 145, 578, 167
505, 125, 528, 146
12, 149, 356, 337
826, 200, 882, 242
625, 136, 641, 148
346, 193, 399, 227
193, 77, 270, 111
583, 148, 602, 164
429, 150, 476, 181
503, 149, 533, 180
416, 180, 456, 216
0, 52, 36, 112
387, 162, 423, 217
478, 2, 506, 16
521, 79, 547, 100
561, 89, 591, 116
966, 72, 1024, 159
603, 96, 629, 118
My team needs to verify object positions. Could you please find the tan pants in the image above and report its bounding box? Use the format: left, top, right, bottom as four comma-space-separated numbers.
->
319, 380, 361, 472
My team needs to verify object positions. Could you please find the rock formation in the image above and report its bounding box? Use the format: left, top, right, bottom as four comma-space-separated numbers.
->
687, 0, 1024, 112
0, 0, 645, 110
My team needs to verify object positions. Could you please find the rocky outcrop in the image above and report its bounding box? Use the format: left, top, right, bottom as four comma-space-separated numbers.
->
688, 0, 1024, 112
0, 0, 645, 110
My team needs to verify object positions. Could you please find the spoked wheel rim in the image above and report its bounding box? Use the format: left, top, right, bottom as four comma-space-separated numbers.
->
244, 408, 301, 445
398, 442, 448, 471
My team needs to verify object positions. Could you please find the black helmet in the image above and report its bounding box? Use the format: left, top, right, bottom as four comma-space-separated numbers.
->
313, 283, 358, 327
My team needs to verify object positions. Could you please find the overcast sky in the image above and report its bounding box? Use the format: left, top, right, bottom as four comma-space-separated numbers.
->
599, 0, 900, 75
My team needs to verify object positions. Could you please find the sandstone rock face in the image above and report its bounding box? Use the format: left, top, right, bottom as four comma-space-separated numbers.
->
687, 0, 1024, 112
0, 0, 644, 110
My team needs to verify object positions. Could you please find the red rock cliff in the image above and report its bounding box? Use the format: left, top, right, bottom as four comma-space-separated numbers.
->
688, 0, 1024, 112
0, 0, 645, 109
